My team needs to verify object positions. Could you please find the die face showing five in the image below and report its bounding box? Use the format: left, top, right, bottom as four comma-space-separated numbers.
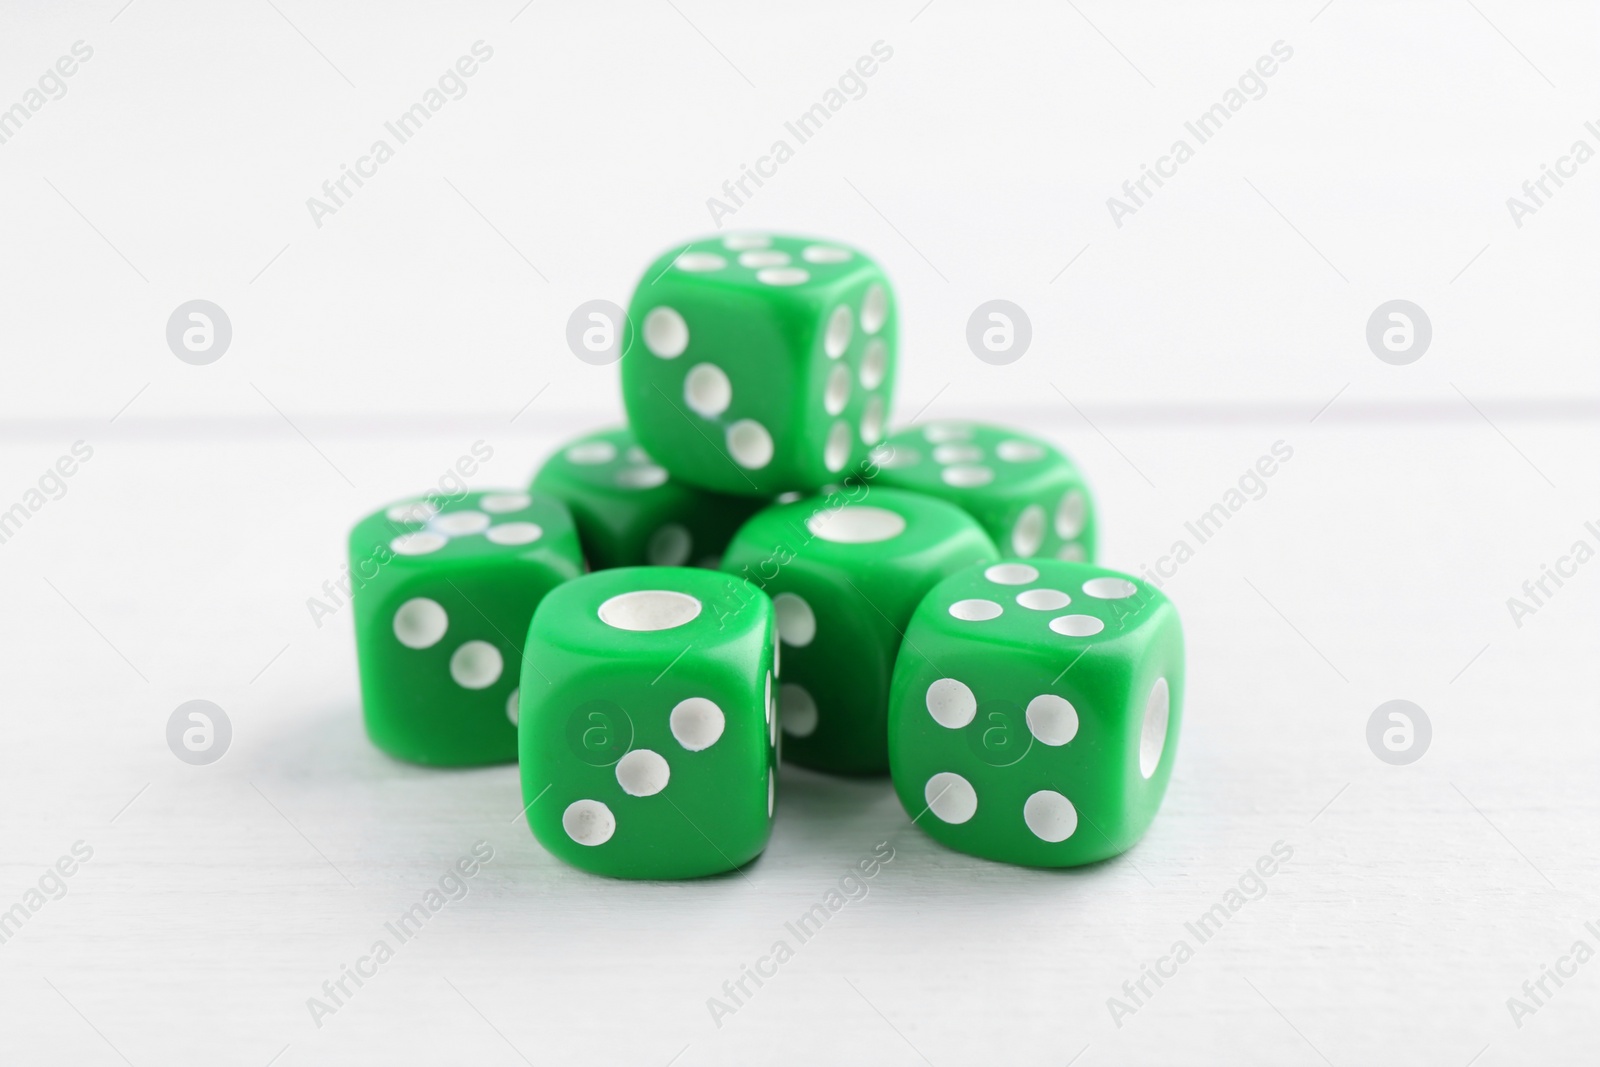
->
519, 567, 776, 879
872, 422, 1096, 562
622, 234, 897, 497
531, 427, 762, 571
888, 559, 1182, 867
720, 487, 999, 776
349, 490, 584, 766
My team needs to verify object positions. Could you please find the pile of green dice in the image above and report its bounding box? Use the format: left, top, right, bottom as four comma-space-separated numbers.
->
349, 233, 1184, 879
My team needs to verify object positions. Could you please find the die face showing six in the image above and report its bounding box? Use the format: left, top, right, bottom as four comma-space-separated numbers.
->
519, 567, 776, 879
622, 234, 897, 497
531, 427, 763, 571
720, 487, 999, 776
888, 559, 1182, 867
871, 422, 1096, 562
349, 490, 584, 766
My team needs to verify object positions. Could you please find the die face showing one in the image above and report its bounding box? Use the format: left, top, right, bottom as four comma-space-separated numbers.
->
720, 487, 999, 776
519, 567, 776, 879
349, 490, 583, 766
872, 422, 1096, 562
622, 234, 897, 496
530, 427, 762, 571
888, 559, 1183, 867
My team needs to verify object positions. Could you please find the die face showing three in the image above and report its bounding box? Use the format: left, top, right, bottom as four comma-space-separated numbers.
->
349, 490, 584, 766
519, 567, 776, 879
889, 559, 1182, 867
872, 422, 1096, 562
530, 427, 762, 571
622, 234, 897, 497
720, 487, 999, 776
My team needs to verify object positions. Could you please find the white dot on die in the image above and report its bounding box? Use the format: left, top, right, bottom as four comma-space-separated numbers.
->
1057, 491, 1087, 539
924, 772, 977, 824
824, 305, 853, 359
869, 443, 918, 469
1083, 577, 1137, 599
449, 641, 503, 689
480, 493, 531, 513
824, 421, 851, 472
1017, 588, 1070, 611
923, 423, 973, 443
1057, 543, 1087, 562
860, 341, 888, 392
598, 590, 702, 631
824, 363, 852, 415
643, 307, 689, 358
684, 362, 733, 417
615, 464, 670, 490
676, 252, 726, 272
506, 688, 519, 726
391, 531, 447, 556
942, 465, 994, 488
1023, 790, 1078, 842
861, 284, 888, 334
670, 697, 725, 751
387, 500, 437, 523
985, 563, 1038, 585
616, 749, 670, 796
562, 799, 615, 846
860, 396, 885, 445
933, 444, 983, 464
773, 592, 816, 647
1050, 614, 1105, 637
740, 250, 789, 268
757, 267, 809, 286
431, 510, 490, 536
925, 678, 976, 729
781, 683, 818, 737
486, 522, 543, 545
566, 440, 617, 465
647, 524, 692, 566
1025, 694, 1078, 746
393, 598, 448, 648
768, 770, 775, 816
1012, 504, 1046, 556
997, 439, 1046, 463
806, 505, 906, 543
949, 598, 1002, 622
723, 234, 770, 251
726, 420, 774, 469
1141, 677, 1170, 778
802, 245, 851, 263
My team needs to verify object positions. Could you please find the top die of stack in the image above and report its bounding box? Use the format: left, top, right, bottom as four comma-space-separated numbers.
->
622, 234, 896, 497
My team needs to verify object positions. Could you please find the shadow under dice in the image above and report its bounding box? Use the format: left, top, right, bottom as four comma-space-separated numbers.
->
350, 491, 583, 766
721, 488, 998, 776
888, 559, 1183, 867
872, 421, 1096, 562
519, 567, 776, 879
622, 233, 897, 496
531, 426, 762, 571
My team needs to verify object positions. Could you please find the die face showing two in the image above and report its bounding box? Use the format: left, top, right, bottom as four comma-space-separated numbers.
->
349, 490, 584, 766
873, 422, 1096, 562
530, 427, 762, 571
622, 234, 897, 497
888, 559, 1182, 867
720, 488, 999, 776
519, 567, 776, 879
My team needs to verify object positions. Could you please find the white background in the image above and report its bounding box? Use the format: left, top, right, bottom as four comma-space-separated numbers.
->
1, 1, 1597, 1064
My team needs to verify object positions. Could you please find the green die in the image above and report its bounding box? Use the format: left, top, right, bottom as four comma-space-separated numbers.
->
518, 567, 776, 879
350, 490, 582, 766
888, 559, 1182, 866
872, 421, 1096, 561
622, 234, 897, 496
720, 487, 998, 776
530, 427, 761, 571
